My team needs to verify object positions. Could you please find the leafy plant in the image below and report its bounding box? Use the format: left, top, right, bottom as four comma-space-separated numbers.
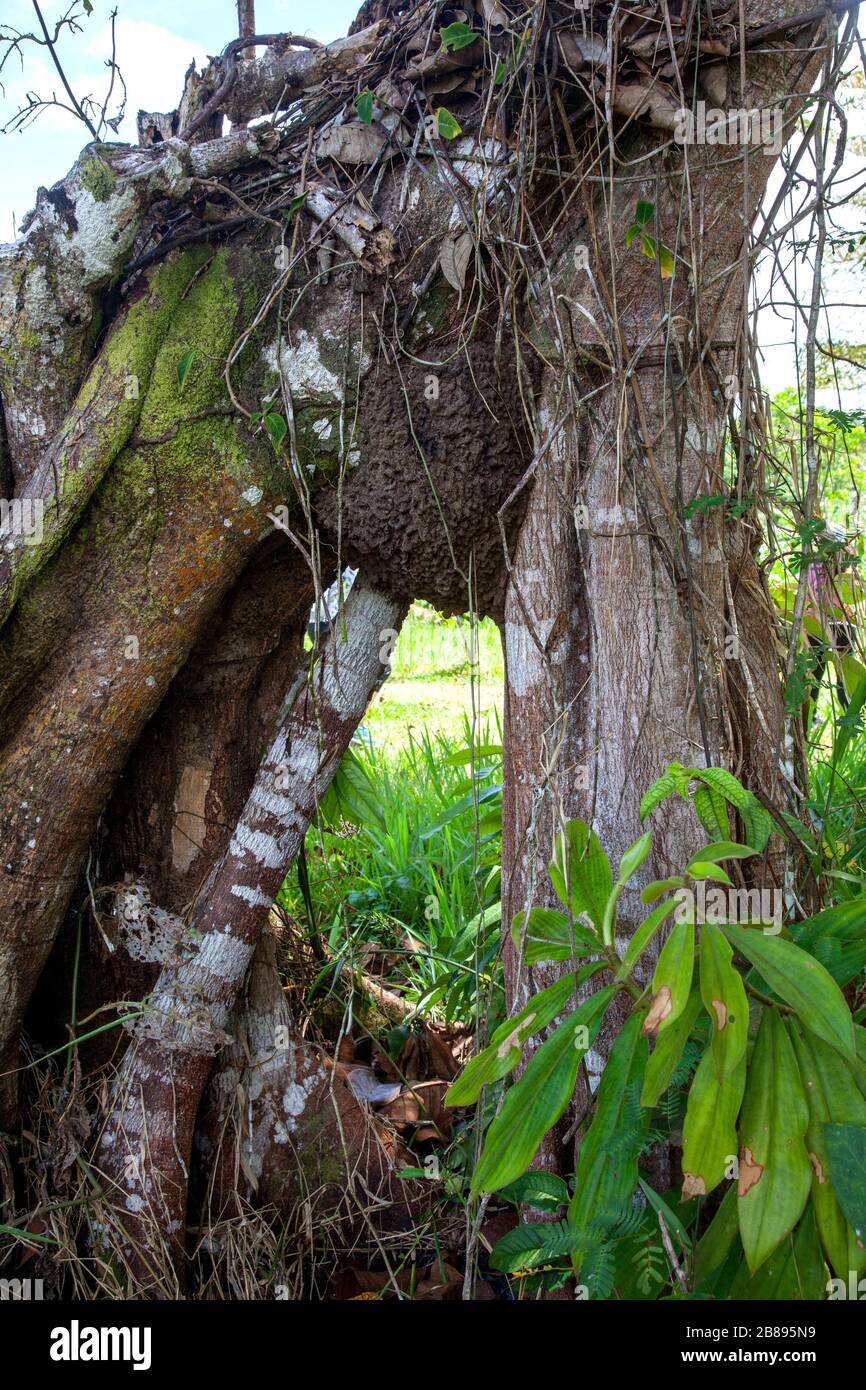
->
448, 771, 866, 1298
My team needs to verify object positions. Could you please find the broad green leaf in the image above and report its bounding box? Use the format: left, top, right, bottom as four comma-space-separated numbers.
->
446, 972, 580, 1106
354, 88, 374, 124
641, 876, 683, 904
498, 1170, 569, 1213
639, 764, 690, 820
264, 411, 287, 451
436, 107, 462, 140
687, 841, 758, 867
694, 1184, 738, 1283
616, 899, 676, 983
737, 1008, 811, 1271
729, 1201, 826, 1300
722, 923, 855, 1061
489, 1218, 581, 1272
681, 1045, 746, 1199
641, 985, 702, 1107
693, 783, 731, 841
788, 1019, 866, 1276
643, 918, 694, 1037
470, 990, 613, 1192
618, 829, 653, 883
635, 198, 655, 226
439, 21, 478, 51
511, 906, 599, 964
318, 748, 385, 830
550, 819, 613, 931
789, 895, 866, 987
699, 924, 748, 1079
687, 862, 732, 885
694, 769, 772, 851
569, 1012, 649, 1236
824, 1124, 866, 1249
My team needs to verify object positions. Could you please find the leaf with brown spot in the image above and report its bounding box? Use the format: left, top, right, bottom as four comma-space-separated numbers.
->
737, 1009, 810, 1271
788, 1017, 866, 1277
643, 918, 694, 1037
682, 1044, 746, 1200
699, 923, 747, 1079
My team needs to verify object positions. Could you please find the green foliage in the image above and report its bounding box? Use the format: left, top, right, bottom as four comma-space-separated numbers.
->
449, 790, 865, 1300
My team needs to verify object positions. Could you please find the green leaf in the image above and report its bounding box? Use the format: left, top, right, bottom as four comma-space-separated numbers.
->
494, 58, 506, 84
788, 895, 866, 987
694, 769, 772, 851
616, 898, 676, 983
694, 1184, 738, 1283
722, 923, 856, 1061
489, 1219, 582, 1272
641, 985, 702, 1107
569, 1012, 648, 1236
737, 1007, 811, 1271
657, 243, 675, 279
264, 411, 287, 452
687, 841, 757, 867
354, 88, 374, 124
176, 349, 196, 390
436, 107, 462, 140
788, 1020, 866, 1276
471, 989, 613, 1192
635, 199, 655, 226
824, 1124, 866, 1248
639, 765, 690, 820
439, 21, 478, 52
550, 818, 613, 932
687, 862, 732, 885
644, 918, 694, 1037
641, 876, 684, 904
693, 783, 731, 840
511, 906, 599, 964
318, 748, 385, 831
446, 973, 582, 1106
82, 0, 94, 14
699, 924, 748, 1079
682, 1045, 746, 1199
638, 1178, 692, 1252
729, 1201, 826, 1300
498, 1171, 570, 1213
618, 829, 653, 884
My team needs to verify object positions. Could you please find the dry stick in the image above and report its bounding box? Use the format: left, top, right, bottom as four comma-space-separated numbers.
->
93, 580, 407, 1274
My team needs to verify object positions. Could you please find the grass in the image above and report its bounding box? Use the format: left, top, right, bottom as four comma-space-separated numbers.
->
280, 709, 505, 1030
364, 602, 503, 745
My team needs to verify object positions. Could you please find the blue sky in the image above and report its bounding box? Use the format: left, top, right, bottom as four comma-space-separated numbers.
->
0, 0, 358, 235
0, 1, 862, 400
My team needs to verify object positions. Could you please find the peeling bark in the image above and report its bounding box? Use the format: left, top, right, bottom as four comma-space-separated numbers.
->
92, 580, 406, 1284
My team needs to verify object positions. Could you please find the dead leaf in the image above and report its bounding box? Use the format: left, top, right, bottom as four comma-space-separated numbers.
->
439, 229, 474, 294
711, 998, 727, 1030
478, 0, 508, 25
315, 122, 389, 165
345, 1065, 403, 1105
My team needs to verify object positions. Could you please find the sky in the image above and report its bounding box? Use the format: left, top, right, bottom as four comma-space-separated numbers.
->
0, 0, 863, 402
